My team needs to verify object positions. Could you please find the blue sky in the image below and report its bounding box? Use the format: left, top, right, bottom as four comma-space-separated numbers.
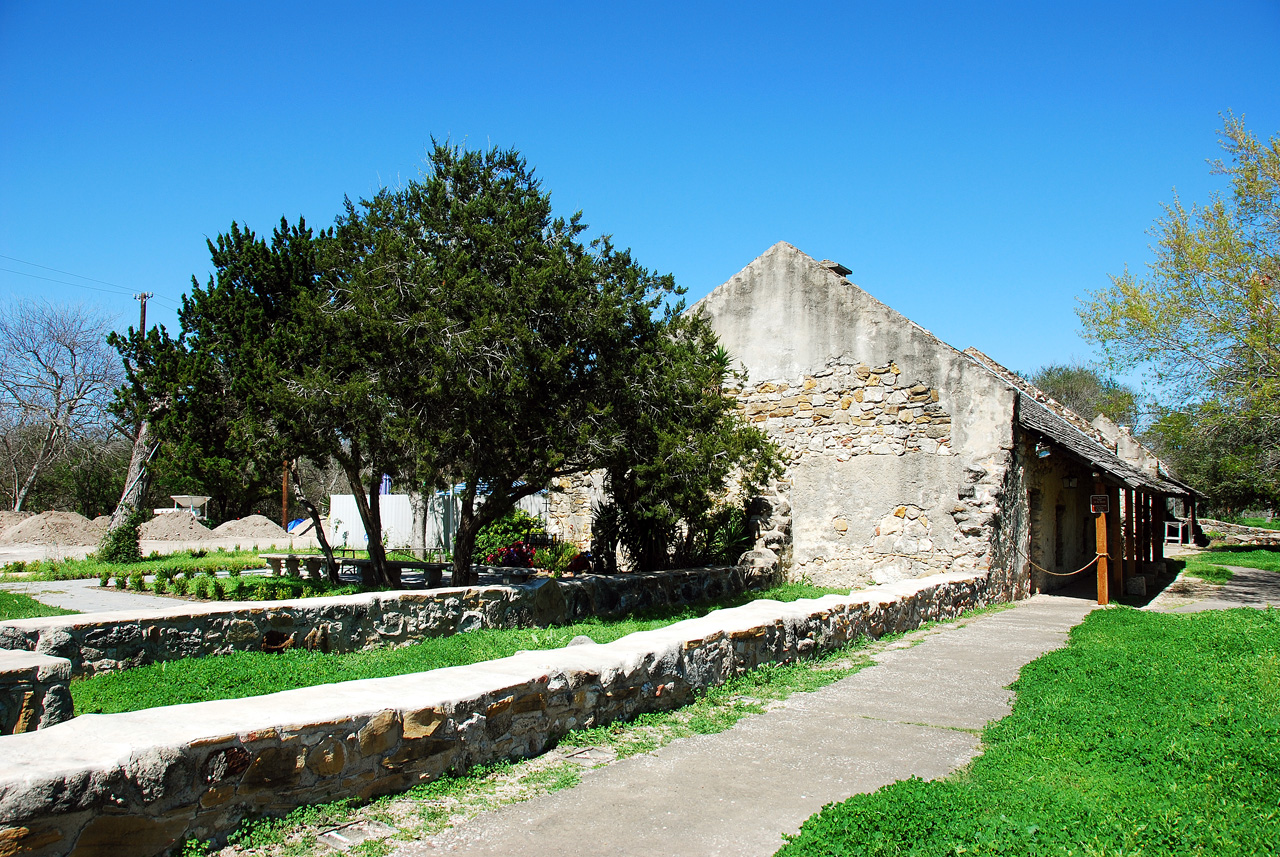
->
2, 1, 1277, 378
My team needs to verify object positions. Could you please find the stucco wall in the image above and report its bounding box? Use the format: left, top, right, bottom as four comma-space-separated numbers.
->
690, 243, 1019, 588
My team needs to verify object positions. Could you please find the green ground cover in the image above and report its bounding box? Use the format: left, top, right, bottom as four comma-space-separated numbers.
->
0, 590, 79, 621
1230, 517, 1280, 531
777, 607, 1280, 857
73, 582, 844, 715
1181, 545, 1280, 583
0, 549, 267, 582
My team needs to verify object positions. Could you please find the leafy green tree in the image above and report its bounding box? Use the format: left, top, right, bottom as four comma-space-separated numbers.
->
1145, 405, 1279, 516
334, 143, 709, 585
1028, 363, 1139, 425
1079, 113, 1280, 498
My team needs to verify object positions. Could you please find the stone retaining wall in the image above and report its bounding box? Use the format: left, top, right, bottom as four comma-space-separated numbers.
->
0, 567, 773, 678
0, 650, 72, 735
0, 567, 1014, 857
1199, 518, 1280, 545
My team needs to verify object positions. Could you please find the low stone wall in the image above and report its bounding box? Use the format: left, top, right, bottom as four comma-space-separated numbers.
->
0, 568, 1010, 857
1199, 518, 1280, 546
0, 650, 72, 735
0, 567, 773, 678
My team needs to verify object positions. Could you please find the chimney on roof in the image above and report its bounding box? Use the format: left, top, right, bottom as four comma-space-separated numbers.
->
820, 260, 851, 278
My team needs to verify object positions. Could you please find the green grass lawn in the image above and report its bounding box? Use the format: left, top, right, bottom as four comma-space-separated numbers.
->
0, 590, 79, 620
72, 582, 844, 715
777, 607, 1280, 857
1231, 517, 1280, 531
0, 549, 268, 582
1182, 545, 1280, 583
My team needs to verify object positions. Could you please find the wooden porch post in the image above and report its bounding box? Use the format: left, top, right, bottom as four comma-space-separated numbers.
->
1108, 484, 1123, 595
1153, 494, 1165, 563
1094, 478, 1110, 606
1188, 493, 1198, 545
1124, 487, 1136, 581
1137, 492, 1150, 564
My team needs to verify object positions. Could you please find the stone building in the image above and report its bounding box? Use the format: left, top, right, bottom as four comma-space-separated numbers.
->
550, 242, 1195, 603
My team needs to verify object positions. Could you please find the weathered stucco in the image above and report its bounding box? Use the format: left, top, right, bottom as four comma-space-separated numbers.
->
690, 243, 1019, 588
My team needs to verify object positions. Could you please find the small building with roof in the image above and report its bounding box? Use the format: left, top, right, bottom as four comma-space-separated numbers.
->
551, 242, 1196, 603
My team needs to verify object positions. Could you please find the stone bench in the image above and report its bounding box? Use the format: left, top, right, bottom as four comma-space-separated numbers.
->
259, 553, 326, 579
0, 649, 72, 734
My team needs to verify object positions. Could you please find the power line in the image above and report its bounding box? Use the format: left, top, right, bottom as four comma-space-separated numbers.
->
0, 265, 180, 309
0, 251, 181, 309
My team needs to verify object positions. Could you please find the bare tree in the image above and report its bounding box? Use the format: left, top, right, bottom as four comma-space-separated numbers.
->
0, 300, 123, 511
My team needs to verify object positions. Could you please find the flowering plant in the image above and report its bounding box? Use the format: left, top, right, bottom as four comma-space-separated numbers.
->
485, 539, 537, 568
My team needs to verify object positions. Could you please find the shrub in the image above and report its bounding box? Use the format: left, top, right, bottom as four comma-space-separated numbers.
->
114, 574, 127, 590
475, 509, 545, 560
128, 571, 146, 592
4, 561, 28, 575
253, 579, 271, 600
227, 567, 241, 578
153, 577, 168, 595
225, 578, 245, 600
191, 549, 208, 558
98, 510, 144, 564
171, 577, 189, 596
192, 575, 210, 600
98, 569, 110, 587
210, 579, 224, 601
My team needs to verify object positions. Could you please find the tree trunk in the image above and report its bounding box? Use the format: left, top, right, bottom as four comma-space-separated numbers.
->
451, 481, 481, 586
108, 421, 160, 529
12, 424, 61, 512
290, 462, 339, 585
336, 450, 395, 588
366, 469, 400, 587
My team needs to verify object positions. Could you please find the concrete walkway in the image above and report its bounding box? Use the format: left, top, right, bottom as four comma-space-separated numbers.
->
1147, 565, 1280, 613
398, 594, 1096, 857
0, 576, 179, 613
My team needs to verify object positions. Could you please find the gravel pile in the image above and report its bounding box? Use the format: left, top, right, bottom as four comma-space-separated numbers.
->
0, 511, 34, 539
0, 511, 101, 546
213, 514, 290, 540
140, 512, 214, 541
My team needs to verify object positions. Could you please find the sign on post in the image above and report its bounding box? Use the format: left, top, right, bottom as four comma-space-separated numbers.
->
1090, 494, 1110, 515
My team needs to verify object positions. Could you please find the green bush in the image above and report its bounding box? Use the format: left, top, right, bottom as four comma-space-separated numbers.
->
113, 574, 127, 590
98, 510, 144, 564
192, 575, 210, 600
97, 569, 110, 587
171, 576, 189, 596
128, 571, 146, 592
153, 577, 168, 595
475, 509, 545, 560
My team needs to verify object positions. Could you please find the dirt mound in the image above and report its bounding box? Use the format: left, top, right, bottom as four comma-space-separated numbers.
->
0, 511, 34, 538
140, 512, 213, 541
0, 511, 100, 546
213, 514, 290, 541
88, 515, 110, 538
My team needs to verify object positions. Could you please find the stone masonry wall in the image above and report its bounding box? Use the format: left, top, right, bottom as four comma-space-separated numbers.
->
0, 567, 1015, 857
735, 362, 952, 459
0, 567, 774, 679
0, 651, 72, 735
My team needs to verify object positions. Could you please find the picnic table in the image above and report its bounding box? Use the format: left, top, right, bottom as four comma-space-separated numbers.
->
258, 553, 326, 579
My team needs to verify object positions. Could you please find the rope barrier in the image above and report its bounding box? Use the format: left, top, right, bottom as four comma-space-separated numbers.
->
1021, 551, 1106, 578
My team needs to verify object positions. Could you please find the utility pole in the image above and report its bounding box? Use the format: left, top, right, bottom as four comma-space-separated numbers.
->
133, 292, 153, 338
108, 291, 160, 532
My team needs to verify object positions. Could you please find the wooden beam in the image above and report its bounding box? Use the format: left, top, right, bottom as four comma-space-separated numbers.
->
1108, 484, 1123, 596
1124, 487, 1136, 580
1094, 479, 1110, 606
1153, 494, 1165, 563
